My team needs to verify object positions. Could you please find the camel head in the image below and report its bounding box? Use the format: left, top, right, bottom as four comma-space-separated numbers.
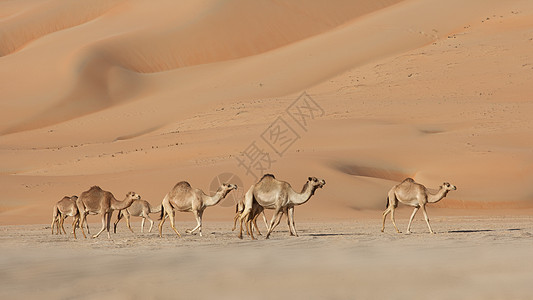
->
125, 191, 141, 200
308, 177, 326, 189
442, 182, 457, 191
219, 183, 238, 196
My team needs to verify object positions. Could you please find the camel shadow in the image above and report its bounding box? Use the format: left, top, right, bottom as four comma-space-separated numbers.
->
447, 228, 521, 234
308, 233, 365, 237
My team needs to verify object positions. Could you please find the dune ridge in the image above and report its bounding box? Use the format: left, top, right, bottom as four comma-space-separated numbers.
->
0, 0, 124, 57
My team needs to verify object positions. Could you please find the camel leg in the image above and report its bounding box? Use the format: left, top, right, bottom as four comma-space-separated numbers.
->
55, 217, 60, 234
168, 209, 182, 237
244, 210, 253, 237
286, 211, 292, 235
81, 217, 90, 234
288, 207, 298, 237
158, 212, 167, 237
106, 212, 112, 239
265, 209, 283, 239
58, 217, 63, 234
57, 215, 64, 234
422, 205, 435, 234
252, 213, 262, 236
239, 185, 255, 239
406, 207, 420, 234
54, 217, 59, 235
51, 215, 58, 235
247, 214, 257, 240
77, 212, 86, 238
262, 210, 270, 231
60, 215, 68, 234
245, 217, 252, 236
113, 211, 123, 233
57, 215, 63, 234
125, 212, 134, 233
60, 216, 65, 234
198, 210, 204, 237
187, 210, 204, 236
238, 209, 251, 239
232, 212, 241, 231
92, 213, 108, 238
146, 214, 155, 233
390, 207, 401, 233
186, 211, 201, 234
141, 217, 145, 233
71, 216, 78, 239
85, 217, 90, 234
382, 206, 391, 232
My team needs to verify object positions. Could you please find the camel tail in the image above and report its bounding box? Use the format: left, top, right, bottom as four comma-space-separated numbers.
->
386, 197, 389, 209
52, 205, 60, 220
159, 206, 165, 220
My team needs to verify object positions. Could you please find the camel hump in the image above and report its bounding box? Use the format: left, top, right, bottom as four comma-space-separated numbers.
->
402, 178, 415, 183
167, 181, 192, 199
172, 181, 192, 190
81, 186, 102, 195
260, 174, 276, 180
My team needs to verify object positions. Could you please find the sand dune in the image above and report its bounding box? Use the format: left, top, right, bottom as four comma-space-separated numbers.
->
1, 0, 533, 225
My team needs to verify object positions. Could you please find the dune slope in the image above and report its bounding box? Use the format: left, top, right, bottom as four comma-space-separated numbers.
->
1, 0, 533, 224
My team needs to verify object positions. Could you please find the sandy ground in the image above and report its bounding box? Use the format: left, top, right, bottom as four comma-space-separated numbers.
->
1, 216, 532, 299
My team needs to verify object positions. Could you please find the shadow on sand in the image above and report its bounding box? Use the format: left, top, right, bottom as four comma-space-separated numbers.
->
448, 228, 521, 234
308, 233, 365, 237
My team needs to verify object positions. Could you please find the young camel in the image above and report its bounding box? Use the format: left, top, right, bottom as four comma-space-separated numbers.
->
382, 178, 457, 234
238, 174, 326, 240
51, 195, 85, 238
113, 200, 162, 233
232, 198, 269, 237
158, 181, 237, 237
76, 186, 141, 239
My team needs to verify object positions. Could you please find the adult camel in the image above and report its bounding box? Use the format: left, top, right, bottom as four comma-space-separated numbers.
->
238, 174, 325, 239
158, 181, 237, 237
382, 178, 456, 234
76, 186, 140, 238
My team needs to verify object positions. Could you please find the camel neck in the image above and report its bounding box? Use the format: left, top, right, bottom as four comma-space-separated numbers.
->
428, 188, 448, 203
111, 197, 134, 210
290, 183, 316, 205
204, 189, 228, 207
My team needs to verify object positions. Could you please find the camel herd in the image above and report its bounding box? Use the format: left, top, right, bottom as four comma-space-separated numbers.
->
51, 175, 456, 239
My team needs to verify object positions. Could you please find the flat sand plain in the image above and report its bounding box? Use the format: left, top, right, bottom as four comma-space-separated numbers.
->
1, 215, 532, 299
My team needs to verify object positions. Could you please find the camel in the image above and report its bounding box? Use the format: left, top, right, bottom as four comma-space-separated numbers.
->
76, 186, 141, 239
382, 178, 457, 234
238, 174, 326, 240
232, 197, 269, 237
113, 199, 162, 233
51, 195, 87, 238
158, 181, 237, 237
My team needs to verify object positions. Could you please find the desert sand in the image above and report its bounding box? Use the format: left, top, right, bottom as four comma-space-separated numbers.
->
1, 0, 533, 298
1, 217, 533, 299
